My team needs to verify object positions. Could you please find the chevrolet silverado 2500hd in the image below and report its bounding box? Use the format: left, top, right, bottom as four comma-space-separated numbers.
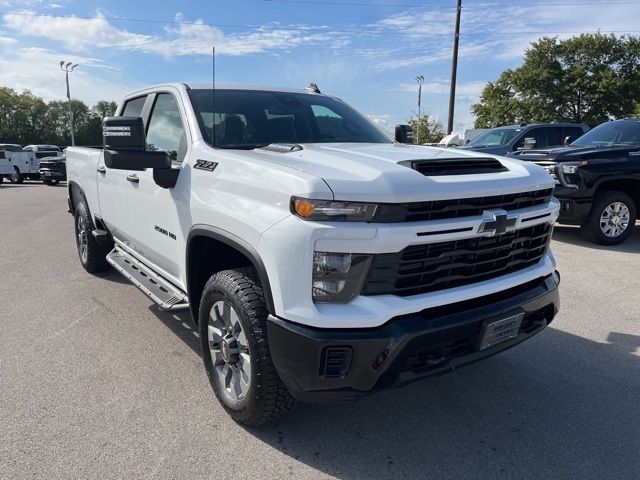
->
66, 83, 560, 426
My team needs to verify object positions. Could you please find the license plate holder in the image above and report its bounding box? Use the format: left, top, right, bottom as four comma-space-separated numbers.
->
478, 312, 524, 351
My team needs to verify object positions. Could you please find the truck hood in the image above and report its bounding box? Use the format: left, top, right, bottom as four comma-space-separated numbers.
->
234, 143, 553, 203
508, 144, 639, 163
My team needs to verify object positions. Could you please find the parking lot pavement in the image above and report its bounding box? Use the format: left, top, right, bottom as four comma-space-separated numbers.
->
1, 182, 639, 480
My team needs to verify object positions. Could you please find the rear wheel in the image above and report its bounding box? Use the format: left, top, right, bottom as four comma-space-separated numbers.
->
199, 268, 294, 426
582, 191, 637, 245
9, 167, 23, 184
74, 201, 110, 273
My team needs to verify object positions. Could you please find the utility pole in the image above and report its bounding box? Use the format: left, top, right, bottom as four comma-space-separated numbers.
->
447, 0, 462, 135
415, 75, 424, 144
60, 60, 78, 146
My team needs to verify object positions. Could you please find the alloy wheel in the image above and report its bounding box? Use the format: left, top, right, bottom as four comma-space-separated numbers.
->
599, 201, 630, 238
208, 300, 252, 403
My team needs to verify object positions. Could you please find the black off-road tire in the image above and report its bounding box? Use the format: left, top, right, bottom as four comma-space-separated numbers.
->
74, 201, 111, 273
199, 267, 294, 426
581, 190, 637, 245
9, 167, 23, 184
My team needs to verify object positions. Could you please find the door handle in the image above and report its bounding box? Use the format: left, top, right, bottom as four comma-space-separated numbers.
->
127, 174, 139, 184
97, 166, 106, 174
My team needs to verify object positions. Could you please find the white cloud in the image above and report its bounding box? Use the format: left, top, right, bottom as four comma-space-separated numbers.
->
0, 47, 135, 105
1, 11, 340, 58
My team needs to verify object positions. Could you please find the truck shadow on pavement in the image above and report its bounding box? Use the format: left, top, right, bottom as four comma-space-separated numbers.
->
146, 304, 640, 479
553, 224, 640, 253
250, 327, 640, 480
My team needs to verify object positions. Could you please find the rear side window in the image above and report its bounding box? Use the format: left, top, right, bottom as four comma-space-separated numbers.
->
122, 96, 147, 117
546, 127, 563, 147
515, 127, 548, 149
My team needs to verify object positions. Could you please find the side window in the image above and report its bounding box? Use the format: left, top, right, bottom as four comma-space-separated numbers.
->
546, 127, 563, 147
122, 96, 147, 117
515, 128, 547, 149
146, 93, 187, 164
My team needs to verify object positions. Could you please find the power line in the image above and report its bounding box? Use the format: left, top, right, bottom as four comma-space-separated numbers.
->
1, 11, 639, 37
264, 0, 640, 8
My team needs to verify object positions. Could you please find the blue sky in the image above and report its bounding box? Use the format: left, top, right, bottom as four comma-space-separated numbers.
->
0, 0, 639, 132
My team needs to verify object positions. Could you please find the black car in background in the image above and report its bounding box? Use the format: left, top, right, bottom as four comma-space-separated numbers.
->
459, 123, 588, 156
39, 151, 66, 186
510, 118, 640, 245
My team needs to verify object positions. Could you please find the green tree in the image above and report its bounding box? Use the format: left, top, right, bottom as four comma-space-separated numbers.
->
408, 115, 445, 144
472, 33, 640, 128
0, 87, 117, 146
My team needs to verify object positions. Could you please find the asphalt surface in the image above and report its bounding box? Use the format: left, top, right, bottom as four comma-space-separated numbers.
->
1, 182, 639, 480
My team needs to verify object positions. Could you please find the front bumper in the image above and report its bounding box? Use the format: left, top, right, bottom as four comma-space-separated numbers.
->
268, 273, 559, 403
554, 187, 591, 225
39, 169, 66, 180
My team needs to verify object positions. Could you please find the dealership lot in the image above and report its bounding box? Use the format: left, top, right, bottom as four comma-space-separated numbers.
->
1, 183, 638, 480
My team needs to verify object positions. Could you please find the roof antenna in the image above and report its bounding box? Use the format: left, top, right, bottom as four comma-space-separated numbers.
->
212, 46, 216, 148
306, 82, 321, 94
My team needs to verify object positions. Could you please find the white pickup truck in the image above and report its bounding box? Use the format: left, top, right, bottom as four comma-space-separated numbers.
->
6, 144, 62, 183
66, 83, 560, 426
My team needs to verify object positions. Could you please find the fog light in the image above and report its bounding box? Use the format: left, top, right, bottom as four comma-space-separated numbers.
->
312, 252, 372, 303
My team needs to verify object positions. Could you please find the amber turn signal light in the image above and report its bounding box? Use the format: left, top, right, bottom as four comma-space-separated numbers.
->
293, 198, 314, 218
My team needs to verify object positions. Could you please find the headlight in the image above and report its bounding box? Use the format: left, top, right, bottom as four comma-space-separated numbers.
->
291, 197, 378, 222
558, 161, 581, 188
312, 252, 372, 303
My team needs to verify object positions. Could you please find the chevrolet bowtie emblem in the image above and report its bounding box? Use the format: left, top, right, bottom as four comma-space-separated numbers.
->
478, 209, 518, 236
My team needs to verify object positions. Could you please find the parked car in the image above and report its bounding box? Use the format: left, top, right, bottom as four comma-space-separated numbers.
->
0, 144, 23, 184
438, 129, 488, 147
7, 144, 62, 183
39, 151, 66, 186
66, 83, 560, 426
508, 118, 640, 245
459, 123, 588, 156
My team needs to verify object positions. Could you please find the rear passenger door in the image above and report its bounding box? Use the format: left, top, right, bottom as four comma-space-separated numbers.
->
97, 94, 148, 241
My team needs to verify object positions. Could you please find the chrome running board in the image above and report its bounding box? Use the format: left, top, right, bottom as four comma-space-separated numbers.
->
106, 246, 189, 311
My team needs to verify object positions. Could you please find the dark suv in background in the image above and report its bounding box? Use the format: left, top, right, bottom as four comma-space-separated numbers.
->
510, 118, 640, 245
460, 123, 588, 156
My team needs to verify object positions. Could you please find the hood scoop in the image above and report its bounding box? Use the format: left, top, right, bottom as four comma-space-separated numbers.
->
399, 157, 508, 176
260, 143, 303, 153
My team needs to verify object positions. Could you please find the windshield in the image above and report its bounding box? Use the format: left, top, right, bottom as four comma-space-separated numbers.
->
572, 120, 640, 147
0, 145, 22, 152
188, 89, 389, 148
466, 127, 521, 148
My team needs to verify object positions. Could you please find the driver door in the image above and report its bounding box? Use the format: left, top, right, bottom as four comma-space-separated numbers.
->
126, 91, 188, 284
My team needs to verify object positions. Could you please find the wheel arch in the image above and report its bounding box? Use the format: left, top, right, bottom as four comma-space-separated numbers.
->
186, 225, 276, 324
67, 180, 85, 215
593, 177, 640, 211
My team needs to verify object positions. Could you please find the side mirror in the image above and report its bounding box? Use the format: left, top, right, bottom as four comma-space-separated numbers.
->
523, 137, 536, 149
395, 124, 414, 144
102, 116, 171, 171
564, 136, 573, 146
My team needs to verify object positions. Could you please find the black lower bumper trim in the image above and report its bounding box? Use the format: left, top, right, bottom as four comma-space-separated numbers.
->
268, 274, 560, 403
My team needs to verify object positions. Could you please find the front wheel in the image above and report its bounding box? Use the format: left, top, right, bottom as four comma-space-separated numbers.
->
199, 268, 294, 426
582, 191, 637, 245
9, 168, 23, 184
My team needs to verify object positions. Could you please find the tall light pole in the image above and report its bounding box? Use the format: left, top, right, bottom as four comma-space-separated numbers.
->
415, 75, 424, 144
60, 60, 78, 146
447, 0, 462, 135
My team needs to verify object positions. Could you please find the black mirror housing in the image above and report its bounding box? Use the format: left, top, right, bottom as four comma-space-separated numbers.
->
103, 116, 146, 151
395, 124, 414, 144
104, 150, 171, 171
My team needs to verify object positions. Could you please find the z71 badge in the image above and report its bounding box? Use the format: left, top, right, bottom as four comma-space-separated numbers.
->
194, 159, 218, 172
